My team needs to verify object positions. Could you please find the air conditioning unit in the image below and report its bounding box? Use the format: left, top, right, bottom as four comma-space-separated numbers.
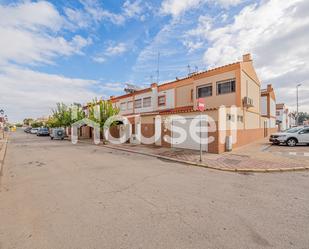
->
243, 97, 254, 107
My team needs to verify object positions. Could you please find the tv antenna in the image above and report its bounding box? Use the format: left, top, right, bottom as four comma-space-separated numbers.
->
156, 52, 160, 84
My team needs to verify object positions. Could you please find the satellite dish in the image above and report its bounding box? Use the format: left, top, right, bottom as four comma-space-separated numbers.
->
124, 84, 141, 94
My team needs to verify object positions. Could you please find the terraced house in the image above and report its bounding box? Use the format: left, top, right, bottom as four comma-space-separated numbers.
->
107, 54, 276, 154
260, 84, 278, 137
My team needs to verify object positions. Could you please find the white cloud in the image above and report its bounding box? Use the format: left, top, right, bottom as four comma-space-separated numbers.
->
92, 42, 128, 63
64, 7, 91, 29
0, 1, 64, 32
0, 1, 96, 122
123, 0, 143, 18
185, 0, 309, 111
99, 82, 125, 92
78, 0, 144, 25
211, 0, 243, 9
0, 1, 92, 66
160, 0, 242, 17
161, 0, 204, 17
0, 66, 103, 122
105, 43, 128, 56
92, 56, 106, 63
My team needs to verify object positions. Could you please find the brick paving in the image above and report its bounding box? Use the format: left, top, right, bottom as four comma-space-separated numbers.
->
104, 142, 309, 171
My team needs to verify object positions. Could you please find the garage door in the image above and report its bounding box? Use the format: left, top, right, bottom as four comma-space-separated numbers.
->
171, 117, 208, 151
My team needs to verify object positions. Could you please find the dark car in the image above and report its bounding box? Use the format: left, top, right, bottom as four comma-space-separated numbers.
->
24, 127, 32, 133
50, 128, 65, 140
37, 127, 50, 136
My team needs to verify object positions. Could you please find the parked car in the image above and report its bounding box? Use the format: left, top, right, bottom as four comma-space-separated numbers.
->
30, 128, 39, 134
50, 128, 65, 140
269, 126, 309, 146
37, 127, 50, 136
24, 127, 32, 133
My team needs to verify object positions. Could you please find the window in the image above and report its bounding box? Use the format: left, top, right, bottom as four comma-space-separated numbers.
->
120, 102, 126, 111
143, 97, 151, 107
197, 84, 212, 98
134, 99, 142, 109
226, 114, 235, 122
158, 96, 166, 106
276, 111, 280, 116
237, 115, 243, 122
127, 101, 133, 110
300, 128, 309, 134
217, 79, 236, 95
190, 89, 193, 102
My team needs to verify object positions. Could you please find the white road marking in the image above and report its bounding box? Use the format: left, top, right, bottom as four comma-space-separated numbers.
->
288, 152, 297, 156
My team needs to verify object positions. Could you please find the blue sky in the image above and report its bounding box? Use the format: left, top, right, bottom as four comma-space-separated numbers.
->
0, 0, 308, 122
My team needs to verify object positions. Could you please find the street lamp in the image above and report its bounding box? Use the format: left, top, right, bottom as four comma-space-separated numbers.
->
296, 83, 302, 125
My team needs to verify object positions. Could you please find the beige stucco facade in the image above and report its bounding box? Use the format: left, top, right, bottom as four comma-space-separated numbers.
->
104, 53, 275, 153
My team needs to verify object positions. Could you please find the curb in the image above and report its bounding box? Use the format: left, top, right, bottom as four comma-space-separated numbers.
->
101, 144, 309, 173
75, 140, 309, 173
0, 137, 8, 177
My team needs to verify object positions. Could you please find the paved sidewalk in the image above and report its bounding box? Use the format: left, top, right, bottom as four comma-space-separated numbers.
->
0, 134, 9, 177
99, 140, 309, 172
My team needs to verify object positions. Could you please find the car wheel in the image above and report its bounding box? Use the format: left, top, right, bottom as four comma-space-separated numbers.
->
286, 138, 297, 147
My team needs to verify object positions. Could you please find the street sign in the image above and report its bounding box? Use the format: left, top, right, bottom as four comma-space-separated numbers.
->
197, 98, 205, 112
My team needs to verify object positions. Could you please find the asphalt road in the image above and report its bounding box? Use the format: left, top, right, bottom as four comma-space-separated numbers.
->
0, 131, 309, 249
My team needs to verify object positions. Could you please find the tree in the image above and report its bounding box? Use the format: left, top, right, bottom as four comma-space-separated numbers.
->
297, 112, 309, 124
23, 118, 34, 126
51, 103, 85, 128
87, 99, 119, 129
31, 121, 43, 128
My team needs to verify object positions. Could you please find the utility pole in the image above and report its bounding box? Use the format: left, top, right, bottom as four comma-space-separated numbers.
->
296, 83, 301, 125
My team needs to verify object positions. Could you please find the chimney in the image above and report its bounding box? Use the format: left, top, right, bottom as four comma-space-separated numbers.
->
267, 84, 273, 92
110, 95, 115, 99
242, 53, 252, 62
151, 83, 158, 88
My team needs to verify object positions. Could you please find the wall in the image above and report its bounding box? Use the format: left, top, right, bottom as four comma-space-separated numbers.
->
175, 84, 193, 107
260, 96, 267, 116
193, 70, 237, 109
244, 111, 260, 129
270, 98, 276, 117
157, 89, 175, 110
133, 91, 154, 113
117, 96, 134, 115
241, 71, 260, 114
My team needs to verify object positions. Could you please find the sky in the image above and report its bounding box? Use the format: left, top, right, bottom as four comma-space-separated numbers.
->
0, 0, 308, 122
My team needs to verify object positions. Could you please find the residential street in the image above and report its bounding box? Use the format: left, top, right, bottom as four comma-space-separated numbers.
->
0, 131, 309, 249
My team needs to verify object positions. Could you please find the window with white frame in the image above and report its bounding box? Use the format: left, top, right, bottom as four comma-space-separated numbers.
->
134, 99, 142, 109
217, 79, 236, 95
127, 101, 133, 110
120, 102, 126, 111
158, 95, 166, 106
197, 84, 212, 98
143, 97, 151, 107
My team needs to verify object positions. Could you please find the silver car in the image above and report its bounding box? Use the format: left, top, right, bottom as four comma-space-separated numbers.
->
269, 126, 309, 146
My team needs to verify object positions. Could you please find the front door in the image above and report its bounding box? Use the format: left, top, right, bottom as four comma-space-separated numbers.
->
264, 120, 268, 137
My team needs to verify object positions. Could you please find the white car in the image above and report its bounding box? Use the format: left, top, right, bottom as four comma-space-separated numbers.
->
30, 128, 39, 134
269, 126, 309, 146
